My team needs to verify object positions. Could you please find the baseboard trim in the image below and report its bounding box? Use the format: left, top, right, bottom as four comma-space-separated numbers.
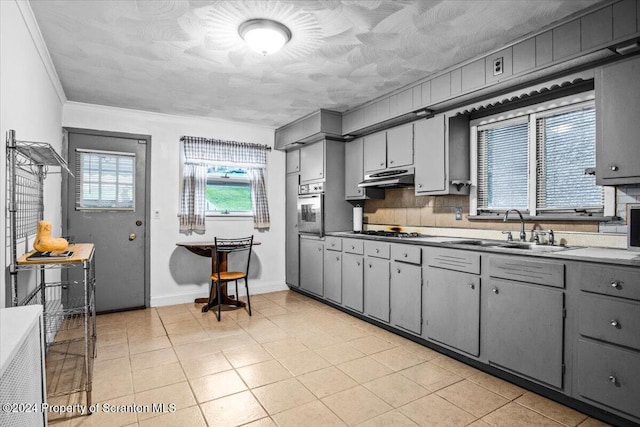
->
150, 281, 288, 307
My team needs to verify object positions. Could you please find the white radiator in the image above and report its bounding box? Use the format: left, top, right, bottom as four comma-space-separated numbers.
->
0, 305, 47, 427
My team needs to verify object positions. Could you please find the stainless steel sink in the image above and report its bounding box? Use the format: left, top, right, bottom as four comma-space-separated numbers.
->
443, 239, 572, 252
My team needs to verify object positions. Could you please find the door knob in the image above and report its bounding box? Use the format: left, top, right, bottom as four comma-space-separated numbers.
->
129, 233, 136, 241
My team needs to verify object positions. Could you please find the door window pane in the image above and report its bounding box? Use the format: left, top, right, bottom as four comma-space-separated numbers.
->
76, 150, 135, 210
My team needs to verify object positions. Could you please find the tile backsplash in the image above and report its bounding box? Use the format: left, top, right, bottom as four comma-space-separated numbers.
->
363, 186, 640, 248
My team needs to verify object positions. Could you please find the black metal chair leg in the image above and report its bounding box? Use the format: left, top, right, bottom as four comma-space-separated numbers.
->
245, 278, 251, 316
235, 280, 239, 305
216, 280, 221, 321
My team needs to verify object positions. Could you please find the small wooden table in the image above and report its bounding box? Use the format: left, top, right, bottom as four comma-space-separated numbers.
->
176, 240, 260, 309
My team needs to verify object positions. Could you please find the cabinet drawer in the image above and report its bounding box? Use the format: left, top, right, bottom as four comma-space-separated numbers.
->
365, 241, 390, 259
490, 256, 564, 288
325, 237, 342, 252
392, 244, 421, 265
579, 293, 640, 351
577, 338, 640, 419
579, 264, 640, 302
343, 239, 364, 255
428, 248, 480, 274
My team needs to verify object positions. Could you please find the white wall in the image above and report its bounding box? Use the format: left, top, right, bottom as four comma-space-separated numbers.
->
62, 102, 287, 307
1, 0, 66, 308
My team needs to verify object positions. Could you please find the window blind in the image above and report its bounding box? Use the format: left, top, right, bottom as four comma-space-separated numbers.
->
477, 121, 529, 210
535, 107, 602, 211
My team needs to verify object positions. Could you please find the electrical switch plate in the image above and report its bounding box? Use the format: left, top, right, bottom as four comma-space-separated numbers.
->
455, 207, 463, 220
493, 57, 503, 76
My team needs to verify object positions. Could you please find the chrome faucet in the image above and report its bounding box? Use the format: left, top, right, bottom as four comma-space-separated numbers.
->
503, 209, 527, 242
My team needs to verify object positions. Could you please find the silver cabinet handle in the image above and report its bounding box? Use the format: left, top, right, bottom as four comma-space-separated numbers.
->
318, 247, 322, 252
469, 284, 475, 290
336, 256, 340, 261
380, 162, 384, 166
609, 165, 619, 171
390, 160, 394, 164
376, 248, 379, 253
396, 268, 401, 274
369, 264, 372, 268
492, 288, 499, 294
357, 261, 361, 266
357, 189, 362, 194
611, 280, 621, 289
611, 320, 619, 327
609, 375, 617, 384
403, 253, 408, 258
351, 245, 355, 250
418, 184, 423, 188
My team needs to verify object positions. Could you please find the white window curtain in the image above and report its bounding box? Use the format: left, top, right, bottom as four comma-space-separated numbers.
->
179, 136, 271, 233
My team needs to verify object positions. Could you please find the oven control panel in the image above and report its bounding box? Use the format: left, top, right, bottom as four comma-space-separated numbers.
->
299, 182, 324, 194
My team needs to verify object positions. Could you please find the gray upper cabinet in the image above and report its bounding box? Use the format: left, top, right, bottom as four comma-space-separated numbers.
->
414, 114, 470, 195
363, 123, 414, 175
596, 55, 640, 185
286, 149, 300, 174
345, 137, 365, 199
486, 277, 564, 389
363, 131, 387, 173
300, 141, 325, 183
386, 123, 414, 168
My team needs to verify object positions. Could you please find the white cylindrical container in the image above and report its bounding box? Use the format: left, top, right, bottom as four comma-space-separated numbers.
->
353, 206, 363, 232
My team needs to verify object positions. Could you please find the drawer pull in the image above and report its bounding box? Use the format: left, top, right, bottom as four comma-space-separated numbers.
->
610, 319, 620, 328
351, 245, 355, 250
609, 375, 617, 384
404, 253, 408, 258
492, 287, 499, 294
610, 280, 621, 289
469, 284, 475, 290
397, 268, 401, 274
376, 249, 379, 253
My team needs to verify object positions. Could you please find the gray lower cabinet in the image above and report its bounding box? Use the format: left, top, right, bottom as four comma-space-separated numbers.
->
573, 262, 640, 421
390, 261, 422, 335
324, 246, 342, 304
285, 173, 299, 287
342, 252, 364, 312
299, 237, 324, 296
486, 278, 564, 389
364, 257, 390, 323
425, 268, 480, 356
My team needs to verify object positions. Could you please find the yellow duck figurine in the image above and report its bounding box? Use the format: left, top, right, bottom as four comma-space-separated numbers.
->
33, 220, 68, 252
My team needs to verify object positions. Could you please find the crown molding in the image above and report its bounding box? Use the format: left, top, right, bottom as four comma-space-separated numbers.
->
14, 0, 67, 104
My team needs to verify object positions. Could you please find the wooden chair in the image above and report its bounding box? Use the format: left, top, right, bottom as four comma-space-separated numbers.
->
202, 236, 254, 320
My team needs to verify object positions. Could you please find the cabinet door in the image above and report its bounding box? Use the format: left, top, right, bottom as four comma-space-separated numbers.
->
486, 279, 564, 388
299, 238, 324, 296
286, 149, 300, 174
345, 138, 365, 199
415, 115, 446, 194
300, 141, 325, 183
342, 253, 364, 312
364, 131, 387, 174
391, 262, 422, 335
596, 56, 640, 184
387, 123, 414, 168
285, 173, 300, 287
364, 257, 390, 322
425, 268, 480, 356
324, 250, 342, 304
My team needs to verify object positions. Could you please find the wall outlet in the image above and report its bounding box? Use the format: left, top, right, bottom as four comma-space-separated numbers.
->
493, 57, 503, 76
454, 207, 463, 220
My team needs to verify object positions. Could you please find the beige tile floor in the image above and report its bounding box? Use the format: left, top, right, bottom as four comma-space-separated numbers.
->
46, 290, 612, 427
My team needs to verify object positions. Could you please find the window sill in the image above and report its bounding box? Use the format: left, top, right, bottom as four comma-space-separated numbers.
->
467, 214, 616, 222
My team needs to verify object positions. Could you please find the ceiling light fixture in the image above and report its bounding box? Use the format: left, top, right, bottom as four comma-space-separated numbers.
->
238, 19, 292, 56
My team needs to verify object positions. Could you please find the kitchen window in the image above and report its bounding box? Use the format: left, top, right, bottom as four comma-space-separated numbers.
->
206, 165, 252, 216
470, 92, 614, 218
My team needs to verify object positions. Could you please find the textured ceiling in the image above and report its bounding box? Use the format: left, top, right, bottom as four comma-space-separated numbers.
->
30, 0, 603, 128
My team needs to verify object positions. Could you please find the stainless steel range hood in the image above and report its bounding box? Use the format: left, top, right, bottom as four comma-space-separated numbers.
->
358, 167, 414, 188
